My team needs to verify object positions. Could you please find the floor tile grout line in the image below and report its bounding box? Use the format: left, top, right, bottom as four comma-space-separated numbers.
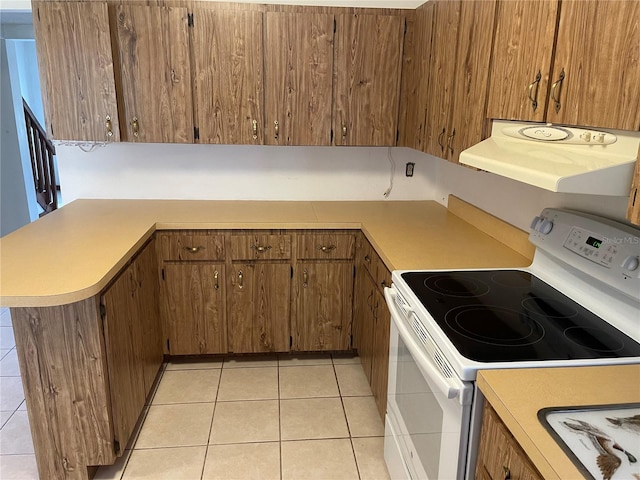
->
200, 362, 223, 480
277, 360, 283, 480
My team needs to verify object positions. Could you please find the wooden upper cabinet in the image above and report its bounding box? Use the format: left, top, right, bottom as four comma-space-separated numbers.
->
398, 3, 434, 151
446, 0, 496, 162
423, 0, 461, 158
333, 14, 404, 146
547, 0, 640, 130
487, 0, 559, 123
33, 1, 120, 141
115, 5, 193, 143
264, 12, 334, 146
193, 9, 264, 144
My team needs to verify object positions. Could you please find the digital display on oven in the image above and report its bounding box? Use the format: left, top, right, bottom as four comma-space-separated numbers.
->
586, 236, 603, 249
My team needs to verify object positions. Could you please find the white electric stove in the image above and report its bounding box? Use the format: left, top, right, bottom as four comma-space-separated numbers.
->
383, 208, 640, 480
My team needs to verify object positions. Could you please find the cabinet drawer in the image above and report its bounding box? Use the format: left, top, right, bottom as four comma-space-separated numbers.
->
297, 233, 356, 260
230, 234, 292, 260
373, 254, 392, 291
159, 232, 225, 261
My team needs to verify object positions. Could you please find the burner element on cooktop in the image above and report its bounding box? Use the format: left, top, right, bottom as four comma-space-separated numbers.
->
444, 305, 545, 346
564, 326, 626, 353
424, 274, 490, 297
521, 297, 579, 319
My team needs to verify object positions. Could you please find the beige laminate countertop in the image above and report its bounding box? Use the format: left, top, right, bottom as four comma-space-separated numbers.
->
478, 365, 640, 480
0, 199, 530, 307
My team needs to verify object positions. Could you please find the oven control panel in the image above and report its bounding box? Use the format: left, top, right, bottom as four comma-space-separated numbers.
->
563, 227, 619, 268
530, 208, 640, 300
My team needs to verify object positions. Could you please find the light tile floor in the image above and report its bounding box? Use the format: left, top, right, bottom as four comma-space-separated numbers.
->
0, 307, 390, 480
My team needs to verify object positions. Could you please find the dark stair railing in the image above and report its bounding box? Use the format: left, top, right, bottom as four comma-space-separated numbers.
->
23, 98, 57, 216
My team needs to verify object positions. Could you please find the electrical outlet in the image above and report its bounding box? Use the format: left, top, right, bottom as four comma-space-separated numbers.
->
405, 162, 415, 177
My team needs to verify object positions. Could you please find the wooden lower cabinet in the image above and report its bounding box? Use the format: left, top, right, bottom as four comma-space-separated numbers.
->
353, 234, 392, 419
162, 263, 227, 354
476, 403, 543, 480
228, 262, 291, 353
294, 261, 354, 350
11, 240, 162, 479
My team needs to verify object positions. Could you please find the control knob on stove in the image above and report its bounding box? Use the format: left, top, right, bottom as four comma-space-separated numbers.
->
621, 255, 639, 272
537, 219, 554, 235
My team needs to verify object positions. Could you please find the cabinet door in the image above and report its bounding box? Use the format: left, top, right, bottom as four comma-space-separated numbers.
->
264, 12, 334, 146
193, 9, 264, 144
228, 263, 291, 353
398, 3, 435, 151
32, 1, 119, 141
353, 265, 375, 382
371, 283, 390, 419
446, 0, 496, 162
423, 0, 461, 158
486, 0, 559, 123
547, 0, 640, 130
115, 5, 193, 143
163, 263, 226, 354
132, 240, 162, 396
295, 262, 353, 351
333, 14, 404, 146
102, 262, 146, 453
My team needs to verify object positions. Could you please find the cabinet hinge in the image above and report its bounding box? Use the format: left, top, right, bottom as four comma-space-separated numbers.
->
396, 129, 400, 144
167, 339, 171, 352
187, 13, 194, 27
404, 18, 407, 35
353, 265, 356, 278
350, 335, 354, 347
291, 266, 294, 278
161, 267, 165, 281
334, 18, 336, 33
113, 439, 121, 455
37, 7, 40, 21
290, 336, 293, 348
194, 127, 199, 140
330, 129, 334, 144
99, 303, 106, 319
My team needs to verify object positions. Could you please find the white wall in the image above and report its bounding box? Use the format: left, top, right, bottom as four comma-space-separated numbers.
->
57, 143, 630, 232
57, 144, 438, 202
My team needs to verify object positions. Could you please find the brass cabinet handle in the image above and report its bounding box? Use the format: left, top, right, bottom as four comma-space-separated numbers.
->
251, 245, 272, 253
318, 245, 337, 253
437, 128, 446, 153
131, 117, 139, 137
342, 123, 347, 142
105, 115, 114, 138
303, 268, 308, 288
364, 254, 371, 263
238, 270, 244, 289
213, 270, 219, 290
527, 70, 542, 112
274, 120, 279, 140
252, 119, 258, 140
380, 280, 389, 288
503, 466, 511, 480
550, 68, 565, 114
446, 129, 456, 156
184, 246, 204, 254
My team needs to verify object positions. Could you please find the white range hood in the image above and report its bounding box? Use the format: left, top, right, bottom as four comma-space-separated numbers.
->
459, 120, 640, 196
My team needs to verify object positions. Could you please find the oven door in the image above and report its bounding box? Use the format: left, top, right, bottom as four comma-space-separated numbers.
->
384, 286, 473, 480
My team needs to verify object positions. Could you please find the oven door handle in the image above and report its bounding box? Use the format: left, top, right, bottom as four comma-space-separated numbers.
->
385, 286, 464, 401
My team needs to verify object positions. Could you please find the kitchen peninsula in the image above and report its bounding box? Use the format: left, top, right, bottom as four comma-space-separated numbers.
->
1, 197, 532, 479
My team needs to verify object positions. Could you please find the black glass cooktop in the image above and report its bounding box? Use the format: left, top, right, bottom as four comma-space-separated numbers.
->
401, 270, 640, 362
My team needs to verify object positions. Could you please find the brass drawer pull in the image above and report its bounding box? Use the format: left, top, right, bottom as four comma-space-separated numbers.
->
503, 466, 511, 480
251, 245, 272, 253
184, 246, 204, 254
105, 115, 114, 138
131, 117, 139, 137
252, 119, 258, 140
303, 268, 309, 288
527, 70, 542, 112
550, 68, 565, 114
213, 270, 219, 290
238, 270, 244, 289
364, 254, 371, 263
318, 245, 337, 253
274, 120, 279, 140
